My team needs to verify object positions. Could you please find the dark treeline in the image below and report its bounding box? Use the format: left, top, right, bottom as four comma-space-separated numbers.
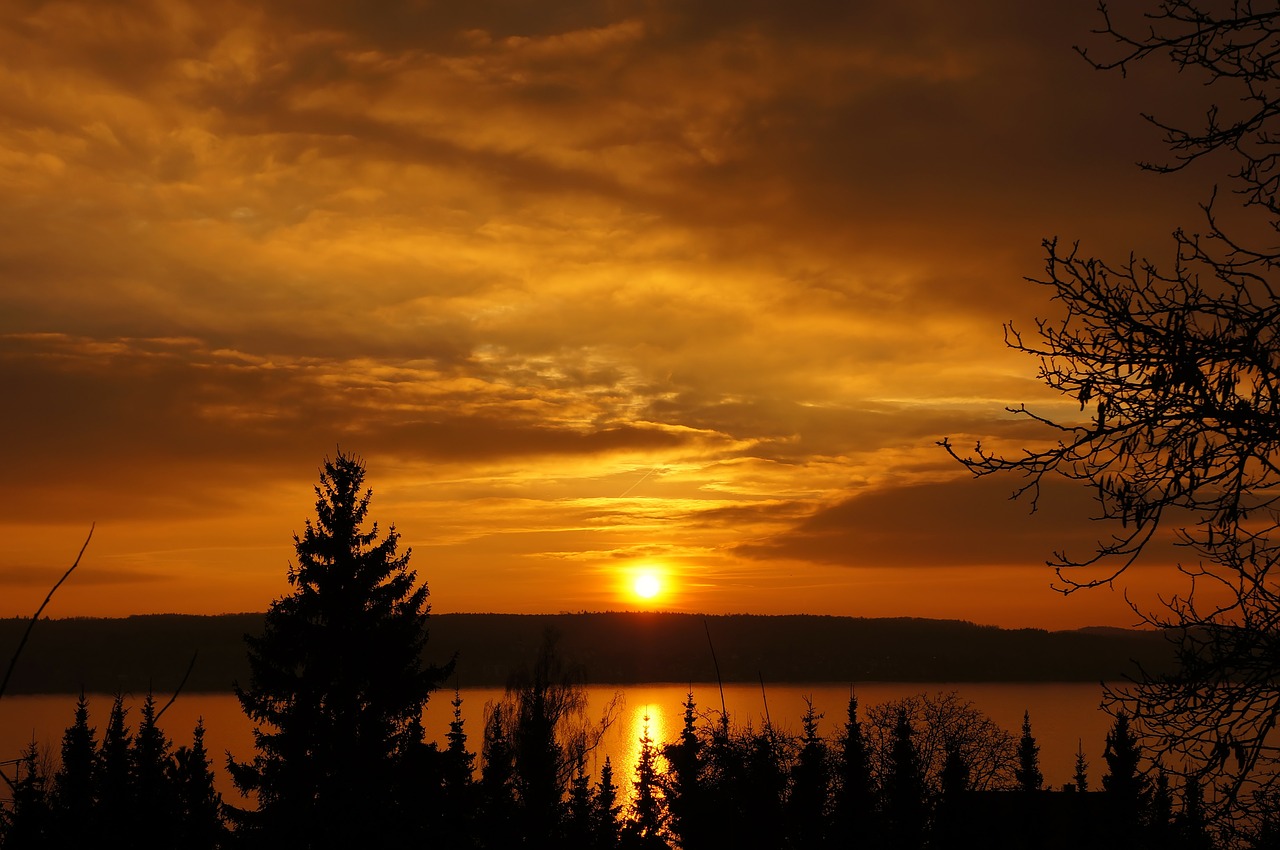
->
0, 649, 1227, 850
0, 612, 1172, 694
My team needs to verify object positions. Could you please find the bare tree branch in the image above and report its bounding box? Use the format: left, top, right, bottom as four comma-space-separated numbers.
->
0, 524, 93, 704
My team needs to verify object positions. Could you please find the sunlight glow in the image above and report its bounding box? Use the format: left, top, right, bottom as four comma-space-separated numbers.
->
618, 702, 666, 806
633, 571, 662, 600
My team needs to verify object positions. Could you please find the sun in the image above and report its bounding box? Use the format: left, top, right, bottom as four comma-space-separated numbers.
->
632, 571, 662, 601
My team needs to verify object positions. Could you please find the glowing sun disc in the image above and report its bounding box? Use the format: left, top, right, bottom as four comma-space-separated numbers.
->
633, 573, 662, 600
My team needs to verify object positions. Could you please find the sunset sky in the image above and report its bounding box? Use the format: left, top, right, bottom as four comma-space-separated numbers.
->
0, 1, 1217, 628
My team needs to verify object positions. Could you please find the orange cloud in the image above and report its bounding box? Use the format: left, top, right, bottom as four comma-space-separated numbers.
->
0, 0, 1203, 628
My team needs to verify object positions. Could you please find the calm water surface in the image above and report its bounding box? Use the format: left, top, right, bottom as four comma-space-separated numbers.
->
0, 682, 1112, 804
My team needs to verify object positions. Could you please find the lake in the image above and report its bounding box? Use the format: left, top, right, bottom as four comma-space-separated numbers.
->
0, 681, 1115, 804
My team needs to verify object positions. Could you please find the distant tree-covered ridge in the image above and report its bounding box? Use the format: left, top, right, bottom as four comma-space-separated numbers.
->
0, 611, 1172, 694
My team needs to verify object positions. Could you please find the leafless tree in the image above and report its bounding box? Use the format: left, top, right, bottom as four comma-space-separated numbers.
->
864, 691, 1018, 794
941, 1, 1280, 831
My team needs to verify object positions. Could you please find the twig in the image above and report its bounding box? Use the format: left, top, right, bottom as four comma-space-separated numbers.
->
702, 617, 728, 721
155, 651, 198, 721
759, 671, 772, 730
0, 524, 93, 703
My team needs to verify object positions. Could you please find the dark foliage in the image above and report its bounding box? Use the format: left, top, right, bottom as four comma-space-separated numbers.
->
170, 719, 225, 850
1016, 710, 1044, 792
660, 691, 712, 849
622, 717, 667, 849
480, 629, 620, 848
1, 684, 1227, 850
227, 451, 452, 848
1074, 739, 1090, 793
1, 743, 50, 849
882, 708, 927, 850
50, 691, 95, 841
0, 693, 225, 849
785, 698, 830, 849
831, 693, 877, 847
1103, 712, 1149, 844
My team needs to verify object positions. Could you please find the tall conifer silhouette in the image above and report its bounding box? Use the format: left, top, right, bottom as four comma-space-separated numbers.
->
51, 692, 96, 842
229, 451, 451, 848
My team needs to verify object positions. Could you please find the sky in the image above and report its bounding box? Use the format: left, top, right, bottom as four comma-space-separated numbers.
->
0, 0, 1222, 628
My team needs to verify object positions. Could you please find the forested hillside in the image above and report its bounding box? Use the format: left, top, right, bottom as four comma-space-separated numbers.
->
0, 612, 1170, 694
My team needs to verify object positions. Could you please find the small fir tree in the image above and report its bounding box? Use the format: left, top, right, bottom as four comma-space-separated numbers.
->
1102, 712, 1148, 842
1149, 765, 1174, 846
883, 707, 927, 850
594, 757, 622, 850
440, 689, 477, 845
1175, 772, 1212, 850
624, 716, 668, 848
1073, 738, 1089, 792
832, 693, 876, 847
567, 755, 595, 848
786, 698, 828, 850
661, 691, 709, 850
133, 692, 176, 835
95, 694, 134, 839
1015, 710, 1044, 792
743, 722, 788, 850
4, 741, 52, 850
169, 718, 225, 850
444, 689, 476, 792
935, 742, 973, 849
51, 691, 97, 842
479, 700, 520, 849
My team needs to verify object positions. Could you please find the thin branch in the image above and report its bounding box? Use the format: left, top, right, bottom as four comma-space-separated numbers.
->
155, 650, 198, 721
0, 524, 93, 703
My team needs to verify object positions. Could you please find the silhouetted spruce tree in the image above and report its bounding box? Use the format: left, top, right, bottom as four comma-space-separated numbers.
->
785, 698, 829, 850
743, 722, 789, 850
2, 742, 51, 849
1103, 712, 1148, 845
169, 718, 226, 850
1150, 766, 1175, 847
623, 716, 668, 849
51, 691, 97, 844
593, 757, 622, 850
228, 451, 452, 849
134, 692, 178, 841
95, 694, 135, 840
440, 689, 478, 846
832, 693, 877, 848
1174, 773, 1212, 850
399, 712, 453, 845
1015, 710, 1043, 792
702, 713, 751, 847
479, 700, 520, 849
1073, 738, 1089, 792
660, 692, 710, 850
445, 690, 476, 793
933, 741, 972, 850
567, 756, 596, 849
883, 707, 927, 850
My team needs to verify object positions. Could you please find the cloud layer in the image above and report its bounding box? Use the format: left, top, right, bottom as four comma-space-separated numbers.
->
0, 0, 1206, 627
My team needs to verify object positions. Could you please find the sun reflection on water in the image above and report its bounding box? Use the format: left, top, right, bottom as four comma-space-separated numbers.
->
613, 702, 667, 806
